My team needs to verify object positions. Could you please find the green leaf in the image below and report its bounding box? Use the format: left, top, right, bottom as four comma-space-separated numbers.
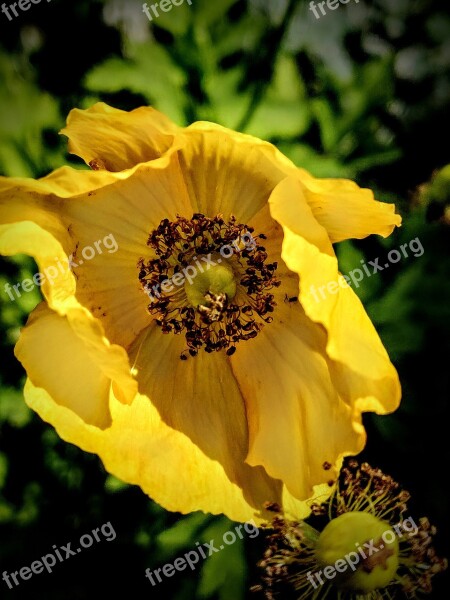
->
148, 1, 193, 36
335, 241, 381, 303
84, 43, 188, 124
156, 512, 211, 561
0, 453, 8, 489
0, 52, 62, 177
193, 0, 239, 27
366, 264, 426, 359
198, 518, 245, 600
0, 386, 32, 428
422, 164, 450, 204
104, 475, 130, 493
245, 55, 310, 138
311, 97, 338, 151
278, 143, 354, 178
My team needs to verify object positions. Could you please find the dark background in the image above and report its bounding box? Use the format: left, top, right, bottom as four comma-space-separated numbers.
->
0, 0, 449, 598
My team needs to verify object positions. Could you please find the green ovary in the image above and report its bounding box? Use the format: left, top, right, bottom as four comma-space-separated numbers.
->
184, 260, 237, 307
315, 511, 399, 593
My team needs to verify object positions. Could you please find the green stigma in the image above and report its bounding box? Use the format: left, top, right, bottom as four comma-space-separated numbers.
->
315, 511, 399, 593
185, 259, 237, 309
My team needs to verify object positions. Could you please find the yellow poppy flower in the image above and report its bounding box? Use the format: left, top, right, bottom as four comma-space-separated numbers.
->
0, 103, 402, 523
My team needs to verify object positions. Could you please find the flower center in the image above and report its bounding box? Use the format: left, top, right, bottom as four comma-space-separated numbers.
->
184, 259, 237, 312
315, 511, 399, 593
137, 214, 279, 359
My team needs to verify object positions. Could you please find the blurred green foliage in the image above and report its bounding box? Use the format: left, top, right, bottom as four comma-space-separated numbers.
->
0, 0, 449, 598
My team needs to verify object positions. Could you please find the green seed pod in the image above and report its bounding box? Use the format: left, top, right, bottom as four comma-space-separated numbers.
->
315, 511, 399, 593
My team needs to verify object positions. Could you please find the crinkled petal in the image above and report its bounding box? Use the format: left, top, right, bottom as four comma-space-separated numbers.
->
15, 304, 137, 427
24, 377, 263, 521
297, 168, 402, 242
60, 102, 178, 171
269, 176, 400, 403
0, 220, 75, 307
0, 165, 121, 196
18, 326, 316, 522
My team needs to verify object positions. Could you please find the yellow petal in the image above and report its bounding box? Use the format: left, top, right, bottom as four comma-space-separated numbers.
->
173, 123, 288, 221
230, 303, 364, 500
0, 165, 120, 196
128, 322, 283, 510
185, 120, 298, 173
269, 176, 401, 404
15, 304, 137, 427
16, 304, 327, 522
24, 377, 262, 521
60, 102, 178, 171
0, 220, 75, 307
297, 168, 402, 242
0, 164, 134, 314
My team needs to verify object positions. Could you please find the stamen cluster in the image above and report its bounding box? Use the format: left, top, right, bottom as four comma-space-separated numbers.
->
138, 214, 280, 358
